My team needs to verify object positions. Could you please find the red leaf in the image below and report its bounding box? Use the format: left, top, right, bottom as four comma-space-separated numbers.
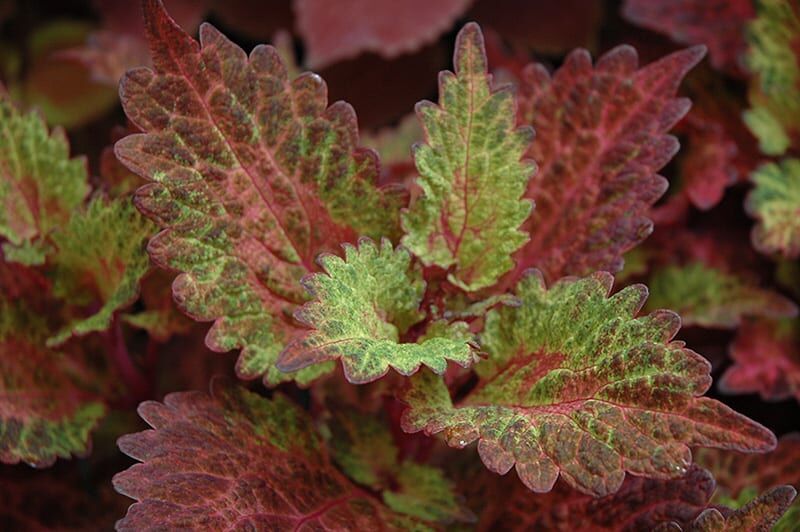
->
622, 0, 755, 77
720, 318, 800, 402
479, 467, 714, 531
294, 0, 473, 68
113, 379, 423, 530
508, 45, 705, 285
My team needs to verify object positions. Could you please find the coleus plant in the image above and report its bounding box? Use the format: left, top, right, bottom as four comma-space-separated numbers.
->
1, 0, 800, 529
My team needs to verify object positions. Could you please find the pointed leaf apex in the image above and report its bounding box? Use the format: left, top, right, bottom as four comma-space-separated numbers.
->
454, 22, 487, 76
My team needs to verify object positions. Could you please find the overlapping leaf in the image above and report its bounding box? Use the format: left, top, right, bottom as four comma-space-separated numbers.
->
401, 271, 776, 496
696, 434, 800, 532
0, 92, 88, 264
479, 466, 714, 531
0, 291, 105, 467
743, 0, 800, 156
47, 198, 154, 346
746, 159, 800, 259
327, 407, 473, 523
679, 486, 797, 532
644, 262, 797, 328
295, 0, 473, 68
401, 23, 535, 291
115, 0, 400, 385
279, 239, 476, 383
509, 45, 705, 284
622, 0, 754, 76
113, 378, 426, 530
720, 318, 800, 402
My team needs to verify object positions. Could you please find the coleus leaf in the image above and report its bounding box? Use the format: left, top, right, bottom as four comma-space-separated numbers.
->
644, 262, 797, 329
401, 23, 535, 291
742, 0, 800, 156
278, 238, 477, 383
294, 0, 473, 68
480, 466, 714, 531
509, 45, 705, 284
679, 485, 797, 532
696, 434, 800, 532
0, 92, 88, 264
327, 407, 474, 523
401, 271, 776, 496
719, 318, 800, 402
47, 197, 154, 346
622, 0, 754, 76
746, 159, 800, 259
0, 293, 105, 467
113, 378, 427, 530
115, 0, 400, 386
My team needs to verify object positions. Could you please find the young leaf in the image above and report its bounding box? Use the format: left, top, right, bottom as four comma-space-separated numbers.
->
113, 378, 426, 530
685, 485, 797, 532
295, 0, 473, 68
401, 23, 535, 291
401, 271, 776, 496
481, 466, 714, 531
509, 45, 705, 284
327, 407, 474, 524
719, 318, 800, 402
278, 238, 477, 384
47, 197, 154, 346
644, 262, 797, 328
743, 0, 800, 155
746, 159, 800, 259
115, 0, 399, 385
622, 0, 754, 76
0, 93, 88, 264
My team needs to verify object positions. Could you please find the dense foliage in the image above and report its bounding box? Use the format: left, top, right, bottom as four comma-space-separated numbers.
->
1, 0, 800, 529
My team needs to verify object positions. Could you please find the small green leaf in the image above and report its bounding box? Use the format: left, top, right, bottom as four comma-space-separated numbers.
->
278, 238, 477, 384
401, 22, 535, 291
743, 0, 800, 155
746, 159, 800, 258
0, 92, 88, 264
47, 198, 154, 345
645, 262, 797, 328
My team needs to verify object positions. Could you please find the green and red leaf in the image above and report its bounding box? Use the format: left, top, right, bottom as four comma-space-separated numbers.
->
401, 271, 776, 496
278, 238, 477, 384
644, 262, 797, 329
0, 92, 88, 264
743, 0, 800, 156
113, 378, 425, 530
509, 45, 705, 284
401, 23, 535, 291
746, 159, 800, 259
115, 0, 400, 386
684, 486, 796, 531
48, 197, 155, 346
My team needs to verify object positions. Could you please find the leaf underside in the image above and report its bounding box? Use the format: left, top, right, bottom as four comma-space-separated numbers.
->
401, 271, 776, 496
